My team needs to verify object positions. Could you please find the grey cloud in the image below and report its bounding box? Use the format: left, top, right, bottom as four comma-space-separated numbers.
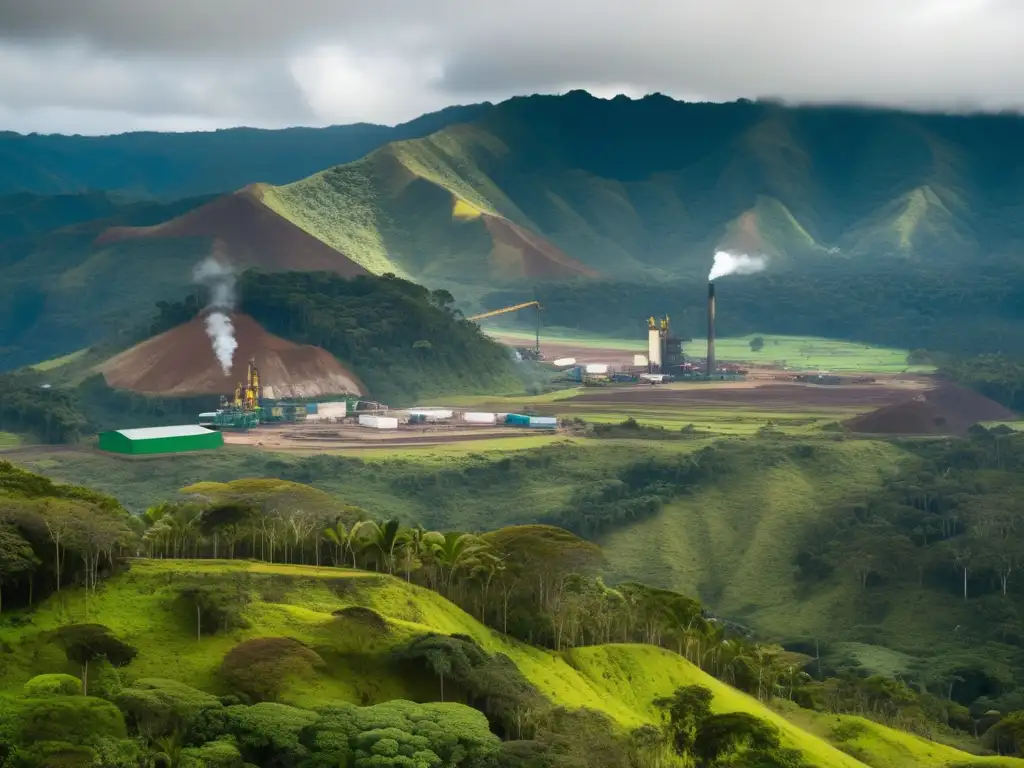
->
0, 0, 1022, 134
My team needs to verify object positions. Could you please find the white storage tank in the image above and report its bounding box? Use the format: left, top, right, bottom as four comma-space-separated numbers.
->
528, 416, 558, 429
358, 414, 398, 429
552, 357, 577, 368
462, 411, 497, 424
585, 363, 609, 374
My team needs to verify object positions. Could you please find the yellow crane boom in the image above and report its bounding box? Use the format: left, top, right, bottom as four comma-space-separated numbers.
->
467, 301, 541, 322
467, 301, 543, 356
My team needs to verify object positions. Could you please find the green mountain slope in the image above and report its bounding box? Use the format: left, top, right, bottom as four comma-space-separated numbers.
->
3, 559, 1016, 768
0, 103, 492, 199
204, 92, 1024, 288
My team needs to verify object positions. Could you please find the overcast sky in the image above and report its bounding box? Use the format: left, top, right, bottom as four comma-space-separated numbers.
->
0, 0, 1021, 135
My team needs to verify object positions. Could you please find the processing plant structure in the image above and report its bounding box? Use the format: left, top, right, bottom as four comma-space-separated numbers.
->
198, 358, 360, 430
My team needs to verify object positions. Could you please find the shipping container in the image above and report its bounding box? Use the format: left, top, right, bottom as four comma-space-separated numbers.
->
306, 403, 318, 414
585, 363, 609, 374
506, 414, 531, 426
462, 412, 496, 424
528, 416, 558, 429
358, 414, 398, 429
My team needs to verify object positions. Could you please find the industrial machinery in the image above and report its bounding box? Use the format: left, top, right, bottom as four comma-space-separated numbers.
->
646, 315, 687, 373
467, 301, 543, 357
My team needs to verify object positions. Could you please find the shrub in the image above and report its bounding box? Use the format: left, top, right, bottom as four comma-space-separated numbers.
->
179, 740, 245, 768
116, 678, 223, 741
18, 696, 127, 744
220, 638, 325, 703
23, 673, 83, 697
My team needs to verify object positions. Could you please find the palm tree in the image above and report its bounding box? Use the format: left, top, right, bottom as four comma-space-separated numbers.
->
426, 532, 492, 595
323, 521, 357, 568
352, 519, 409, 574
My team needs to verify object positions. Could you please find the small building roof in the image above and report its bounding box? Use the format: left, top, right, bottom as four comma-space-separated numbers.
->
113, 425, 215, 440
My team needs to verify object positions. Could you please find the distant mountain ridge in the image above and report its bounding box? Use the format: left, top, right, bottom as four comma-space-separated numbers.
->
0, 103, 493, 199
4, 91, 1024, 367
114, 91, 1024, 285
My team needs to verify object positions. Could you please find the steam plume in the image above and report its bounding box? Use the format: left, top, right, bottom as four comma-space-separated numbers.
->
192, 255, 237, 375
708, 250, 768, 281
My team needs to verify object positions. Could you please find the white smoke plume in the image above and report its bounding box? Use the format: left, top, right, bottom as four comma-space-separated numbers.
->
708, 251, 769, 281
192, 255, 237, 375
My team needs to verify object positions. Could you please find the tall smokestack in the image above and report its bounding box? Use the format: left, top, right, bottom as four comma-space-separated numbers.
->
707, 282, 716, 379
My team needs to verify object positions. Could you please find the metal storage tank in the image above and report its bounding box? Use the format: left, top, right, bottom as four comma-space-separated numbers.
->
505, 414, 531, 426
528, 416, 558, 429
98, 425, 224, 455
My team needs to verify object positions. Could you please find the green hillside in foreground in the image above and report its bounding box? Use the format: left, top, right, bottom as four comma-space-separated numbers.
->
2, 559, 1018, 768
254, 92, 1024, 287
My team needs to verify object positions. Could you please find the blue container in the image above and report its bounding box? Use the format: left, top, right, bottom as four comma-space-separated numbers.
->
506, 414, 531, 426
306, 403, 318, 414
528, 416, 557, 429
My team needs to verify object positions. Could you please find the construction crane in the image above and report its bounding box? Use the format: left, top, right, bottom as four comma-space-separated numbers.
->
467, 301, 543, 356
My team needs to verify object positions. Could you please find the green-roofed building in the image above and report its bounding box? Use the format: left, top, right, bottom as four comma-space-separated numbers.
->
97, 425, 224, 455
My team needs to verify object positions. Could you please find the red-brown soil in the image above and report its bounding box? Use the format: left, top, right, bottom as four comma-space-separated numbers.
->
844, 382, 1015, 435
492, 337, 642, 367
95, 185, 367, 277
98, 313, 365, 398
483, 216, 599, 279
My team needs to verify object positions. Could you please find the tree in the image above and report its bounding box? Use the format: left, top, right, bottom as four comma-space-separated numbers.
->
750, 336, 766, 352
0, 523, 38, 613
352, 519, 409, 574
53, 623, 138, 696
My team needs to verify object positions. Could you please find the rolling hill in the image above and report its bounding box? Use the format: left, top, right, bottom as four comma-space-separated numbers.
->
2, 558, 1020, 768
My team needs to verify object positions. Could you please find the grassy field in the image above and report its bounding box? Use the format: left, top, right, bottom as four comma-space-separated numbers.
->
28, 346, 90, 372
494, 328, 933, 373
1, 559, 1013, 768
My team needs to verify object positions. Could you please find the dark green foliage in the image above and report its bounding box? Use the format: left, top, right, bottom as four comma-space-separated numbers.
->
178, 740, 245, 768
220, 637, 326, 703
217, 702, 319, 767
0, 372, 92, 443
17, 695, 127, 744
178, 582, 251, 637
0, 105, 491, 198
654, 685, 812, 767
940, 354, 1024, 411
53, 624, 138, 670
22, 674, 82, 697
985, 710, 1024, 756
115, 678, 223, 741
393, 634, 544, 738
236, 270, 520, 404
538, 444, 734, 537
303, 699, 502, 768
482, 260, 1024, 360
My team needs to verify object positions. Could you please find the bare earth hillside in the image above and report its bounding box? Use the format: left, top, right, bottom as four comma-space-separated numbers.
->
98, 313, 365, 397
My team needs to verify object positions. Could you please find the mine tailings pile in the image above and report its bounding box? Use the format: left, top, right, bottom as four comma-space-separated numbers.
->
98, 313, 364, 398
844, 382, 1014, 436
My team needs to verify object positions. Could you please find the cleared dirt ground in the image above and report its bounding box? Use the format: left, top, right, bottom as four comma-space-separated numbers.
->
222, 423, 547, 451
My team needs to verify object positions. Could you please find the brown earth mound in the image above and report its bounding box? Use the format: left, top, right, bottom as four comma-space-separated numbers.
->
484, 215, 599, 279
98, 313, 365, 398
95, 185, 367, 277
843, 382, 1014, 435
